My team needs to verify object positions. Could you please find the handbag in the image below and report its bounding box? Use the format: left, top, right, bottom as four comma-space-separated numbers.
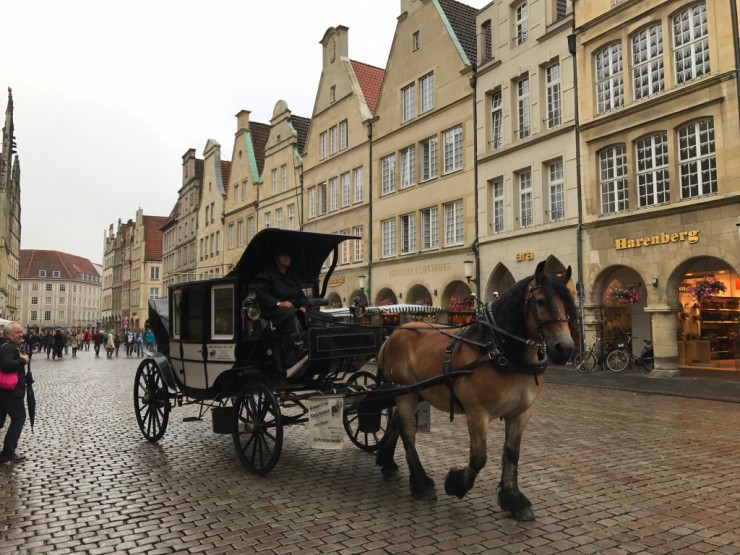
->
0, 370, 18, 391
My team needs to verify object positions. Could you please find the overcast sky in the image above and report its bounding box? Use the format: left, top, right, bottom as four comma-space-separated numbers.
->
4, 0, 487, 265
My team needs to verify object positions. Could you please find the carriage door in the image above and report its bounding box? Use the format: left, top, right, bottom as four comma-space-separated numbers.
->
179, 288, 208, 389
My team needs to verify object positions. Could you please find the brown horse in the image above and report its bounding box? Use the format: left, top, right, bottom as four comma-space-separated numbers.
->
376, 261, 576, 520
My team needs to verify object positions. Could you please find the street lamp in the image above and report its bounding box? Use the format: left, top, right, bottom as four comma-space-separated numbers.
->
358, 275, 367, 292
463, 260, 477, 284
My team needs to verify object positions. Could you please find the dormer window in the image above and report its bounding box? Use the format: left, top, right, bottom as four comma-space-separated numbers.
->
52, 271, 61, 278
39, 270, 46, 277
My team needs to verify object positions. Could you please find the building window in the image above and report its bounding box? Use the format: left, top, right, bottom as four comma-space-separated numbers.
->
548, 161, 565, 222
678, 118, 716, 199
515, 2, 528, 45
233, 183, 240, 203
272, 168, 278, 194
31, 296, 38, 305
595, 43, 624, 113
402, 83, 415, 122
481, 20, 492, 62
281, 164, 288, 191
636, 132, 669, 207
421, 207, 439, 250
599, 145, 629, 214
517, 77, 531, 139
413, 30, 420, 50
59, 283, 66, 292
237, 220, 244, 247
52, 270, 61, 278
556, 0, 567, 19
490, 90, 503, 149
421, 136, 438, 181
420, 73, 434, 113
264, 211, 272, 228
276, 208, 283, 229
242, 180, 248, 201
443, 126, 463, 174
288, 204, 296, 230
340, 230, 351, 265
353, 225, 363, 261
45, 297, 52, 305
381, 218, 397, 258
150, 288, 159, 299
151, 267, 160, 280
247, 217, 255, 243
320, 131, 327, 159
353, 167, 364, 203
382, 155, 396, 195
519, 171, 533, 228
673, 3, 709, 85
632, 24, 664, 100
32, 283, 38, 291
45, 283, 52, 291
210, 202, 215, 223
400, 213, 416, 254
330, 126, 337, 155
545, 63, 561, 128
30, 311, 37, 321
492, 180, 504, 233
400, 146, 416, 189
318, 183, 327, 215
329, 178, 338, 211
44, 311, 51, 322
330, 85, 336, 103
444, 200, 463, 246
39, 270, 46, 277
308, 187, 317, 219
339, 120, 348, 150
228, 223, 235, 249
341, 172, 351, 208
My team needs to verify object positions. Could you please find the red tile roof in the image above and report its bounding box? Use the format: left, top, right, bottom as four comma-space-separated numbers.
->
161, 200, 180, 230
20, 250, 99, 280
351, 60, 385, 116
291, 115, 311, 155
142, 216, 169, 260
250, 122, 271, 177
220, 160, 232, 188
438, 0, 478, 64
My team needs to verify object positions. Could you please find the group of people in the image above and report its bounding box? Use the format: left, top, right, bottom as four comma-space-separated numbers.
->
23, 327, 157, 360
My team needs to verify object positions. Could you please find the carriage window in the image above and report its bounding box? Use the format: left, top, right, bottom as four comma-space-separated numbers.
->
172, 290, 181, 338
182, 289, 205, 342
212, 285, 234, 339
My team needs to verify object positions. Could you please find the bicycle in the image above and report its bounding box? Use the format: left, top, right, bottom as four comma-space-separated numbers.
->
605, 333, 654, 373
574, 337, 609, 373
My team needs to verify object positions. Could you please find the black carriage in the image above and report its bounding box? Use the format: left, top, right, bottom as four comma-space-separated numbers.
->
134, 229, 389, 475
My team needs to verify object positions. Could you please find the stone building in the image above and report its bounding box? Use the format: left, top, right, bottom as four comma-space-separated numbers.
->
0, 88, 21, 321
195, 140, 231, 280
18, 250, 101, 330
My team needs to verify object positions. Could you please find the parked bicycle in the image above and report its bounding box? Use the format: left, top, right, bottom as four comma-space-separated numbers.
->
605, 332, 654, 372
573, 337, 609, 373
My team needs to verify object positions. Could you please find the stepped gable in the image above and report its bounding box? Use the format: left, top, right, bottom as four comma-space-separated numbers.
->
291, 115, 311, 155
19, 249, 98, 279
438, 0, 478, 64
250, 122, 271, 176
350, 60, 385, 116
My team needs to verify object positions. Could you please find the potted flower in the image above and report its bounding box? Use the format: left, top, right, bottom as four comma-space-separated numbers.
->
605, 283, 641, 305
447, 294, 475, 325
686, 277, 727, 305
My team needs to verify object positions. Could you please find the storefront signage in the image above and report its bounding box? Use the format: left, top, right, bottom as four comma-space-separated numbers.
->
327, 275, 345, 287
389, 262, 451, 278
615, 229, 699, 250
515, 251, 534, 262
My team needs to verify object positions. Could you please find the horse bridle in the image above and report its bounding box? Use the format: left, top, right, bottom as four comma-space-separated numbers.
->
524, 280, 570, 336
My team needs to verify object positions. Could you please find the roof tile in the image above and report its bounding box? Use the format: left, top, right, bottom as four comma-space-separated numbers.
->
350, 60, 385, 116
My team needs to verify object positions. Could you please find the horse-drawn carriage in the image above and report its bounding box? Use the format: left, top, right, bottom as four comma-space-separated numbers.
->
134, 228, 577, 521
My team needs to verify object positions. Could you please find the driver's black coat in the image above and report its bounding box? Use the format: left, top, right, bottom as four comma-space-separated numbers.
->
254, 264, 309, 325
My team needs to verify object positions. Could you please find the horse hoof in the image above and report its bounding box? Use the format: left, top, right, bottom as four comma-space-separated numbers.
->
511, 507, 536, 521
382, 467, 399, 481
412, 488, 437, 501
411, 477, 437, 501
444, 468, 468, 499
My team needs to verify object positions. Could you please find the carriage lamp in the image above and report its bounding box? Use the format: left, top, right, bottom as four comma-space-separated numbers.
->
358, 275, 367, 292
463, 260, 477, 284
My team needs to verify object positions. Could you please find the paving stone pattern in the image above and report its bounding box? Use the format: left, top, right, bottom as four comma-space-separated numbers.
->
1, 350, 739, 554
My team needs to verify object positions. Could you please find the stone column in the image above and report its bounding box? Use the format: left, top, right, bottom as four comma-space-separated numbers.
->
645, 305, 681, 377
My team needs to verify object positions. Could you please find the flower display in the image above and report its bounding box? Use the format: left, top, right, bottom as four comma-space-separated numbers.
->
414, 296, 432, 306
378, 298, 393, 306
448, 294, 473, 312
686, 277, 726, 305
605, 283, 641, 305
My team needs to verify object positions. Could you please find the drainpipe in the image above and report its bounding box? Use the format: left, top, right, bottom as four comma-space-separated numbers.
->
568, 28, 586, 352
366, 119, 375, 302
469, 65, 481, 297
730, 0, 740, 131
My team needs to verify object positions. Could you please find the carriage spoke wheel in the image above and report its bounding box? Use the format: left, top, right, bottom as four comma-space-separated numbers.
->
134, 359, 171, 442
343, 370, 390, 453
606, 349, 629, 373
574, 351, 597, 373
233, 382, 283, 476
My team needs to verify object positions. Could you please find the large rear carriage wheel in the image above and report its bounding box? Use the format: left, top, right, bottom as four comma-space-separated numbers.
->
134, 359, 171, 442
343, 370, 390, 452
233, 381, 283, 475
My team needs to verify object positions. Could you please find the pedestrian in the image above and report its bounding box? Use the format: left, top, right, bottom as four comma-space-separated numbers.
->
0, 322, 30, 464
93, 330, 103, 357
105, 330, 115, 358
84, 330, 91, 351
124, 331, 134, 358
135, 331, 144, 357
52, 329, 65, 360
64, 331, 70, 355
70, 333, 79, 358
43, 330, 53, 359
144, 328, 155, 352
114, 332, 121, 357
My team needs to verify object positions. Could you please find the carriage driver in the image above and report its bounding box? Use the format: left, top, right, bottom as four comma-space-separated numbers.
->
254, 247, 310, 371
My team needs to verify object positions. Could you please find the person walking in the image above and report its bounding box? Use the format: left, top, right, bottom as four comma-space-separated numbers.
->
93, 330, 103, 358
52, 329, 65, 360
0, 322, 30, 464
105, 330, 115, 359
144, 328, 155, 352
113, 332, 121, 357
43, 330, 53, 359
124, 331, 134, 358
69, 333, 79, 358
135, 331, 144, 357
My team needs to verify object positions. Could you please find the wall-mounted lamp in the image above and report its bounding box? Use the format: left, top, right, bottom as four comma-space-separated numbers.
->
651, 277, 659, 288
433, 289, 438, 297
358, 275, 366, 292
463, 260, 477, 284
398, 292, 403, 299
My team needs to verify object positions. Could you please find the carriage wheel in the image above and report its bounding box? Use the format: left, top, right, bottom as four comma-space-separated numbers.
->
134, 359, 171, 442
574, 351, 597, 373
233, 382, 283, 476
343, 370, 390, 453
606, 349, 629, 373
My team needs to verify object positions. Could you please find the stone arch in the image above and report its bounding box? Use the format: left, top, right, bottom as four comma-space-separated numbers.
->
666, 255, 738, 309
326, 291, 342, 309
482, 262, 515, 302
441, 280, 472, 311
374, 287, 397, 306
407, 284, 434, 306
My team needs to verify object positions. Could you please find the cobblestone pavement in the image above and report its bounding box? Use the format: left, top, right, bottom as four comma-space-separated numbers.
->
2, 349, 740, 554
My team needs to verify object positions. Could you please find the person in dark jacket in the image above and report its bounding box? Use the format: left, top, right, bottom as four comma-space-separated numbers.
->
93, 330, 104, 357
52, 329, 65, 360
0, 322, 30, 464
43, 330, 54, 358
254, 249, 309, 370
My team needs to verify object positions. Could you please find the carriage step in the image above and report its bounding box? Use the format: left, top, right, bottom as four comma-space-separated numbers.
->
182, 417, 202, 422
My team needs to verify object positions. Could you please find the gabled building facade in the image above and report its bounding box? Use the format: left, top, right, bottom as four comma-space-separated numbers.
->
195, 140, 230, 280
302, 25, 383, 306
128, 209, 167, 331
0, 88, 21, 321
